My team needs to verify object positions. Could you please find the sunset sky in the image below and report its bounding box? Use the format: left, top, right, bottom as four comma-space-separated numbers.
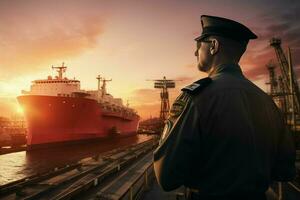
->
0, 0, 299, 119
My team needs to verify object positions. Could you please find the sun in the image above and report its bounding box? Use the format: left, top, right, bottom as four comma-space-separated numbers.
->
16, 105, 24, 114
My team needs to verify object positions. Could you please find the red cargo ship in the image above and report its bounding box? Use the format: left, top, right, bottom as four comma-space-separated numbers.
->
17, 63, 140, 148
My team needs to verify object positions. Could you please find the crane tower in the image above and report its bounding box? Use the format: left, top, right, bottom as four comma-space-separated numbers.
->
148, 76, 176, 120
269, 38, 299, 129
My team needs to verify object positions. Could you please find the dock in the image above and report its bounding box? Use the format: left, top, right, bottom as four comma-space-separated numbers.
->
0, 139, 299, 200
0, 139, 157, 200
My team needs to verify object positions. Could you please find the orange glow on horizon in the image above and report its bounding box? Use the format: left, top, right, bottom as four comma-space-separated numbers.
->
16, 104, 24, 114
0, 0, 298, 120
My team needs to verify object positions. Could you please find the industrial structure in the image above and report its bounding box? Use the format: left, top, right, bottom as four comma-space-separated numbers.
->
148, 76, 176, 120
268, 38, 299, 131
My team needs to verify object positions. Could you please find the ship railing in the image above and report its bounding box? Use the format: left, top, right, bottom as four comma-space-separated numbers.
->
102, 111, 123, 118
102, 110, 136, 120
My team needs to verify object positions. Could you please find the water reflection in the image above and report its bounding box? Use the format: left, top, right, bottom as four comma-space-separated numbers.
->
0, 134, 152, 185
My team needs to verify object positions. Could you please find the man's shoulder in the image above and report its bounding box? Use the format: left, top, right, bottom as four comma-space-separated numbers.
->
181, 77, 212, 95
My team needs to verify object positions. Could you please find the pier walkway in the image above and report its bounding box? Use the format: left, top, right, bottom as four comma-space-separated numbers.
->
0, 140, 299, 200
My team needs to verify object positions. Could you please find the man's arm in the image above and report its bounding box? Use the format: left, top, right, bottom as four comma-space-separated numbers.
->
153, 93, 201, 191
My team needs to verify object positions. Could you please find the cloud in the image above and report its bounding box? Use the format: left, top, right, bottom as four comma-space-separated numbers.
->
268, 23, 291, 32
132, 103, 160, 120
130, 88, 162, 119
131, 88, 161, 105
241, 47, 274, 79
240, 2, 300, 82
0, 0, 105, 78
185, 63, 196, 68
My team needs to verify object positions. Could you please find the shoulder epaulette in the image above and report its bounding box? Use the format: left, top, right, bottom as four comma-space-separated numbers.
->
181, 77, 212, 95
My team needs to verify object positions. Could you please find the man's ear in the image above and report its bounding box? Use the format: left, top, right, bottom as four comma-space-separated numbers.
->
210, 39, 219, 55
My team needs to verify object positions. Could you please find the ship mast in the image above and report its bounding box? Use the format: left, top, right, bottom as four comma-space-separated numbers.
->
52, 62, 67, 80
96, 75, 102, 101
101, 78, 112, 97
96, 75, 102, 91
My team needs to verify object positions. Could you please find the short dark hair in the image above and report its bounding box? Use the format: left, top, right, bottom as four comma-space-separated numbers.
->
209, 36, 248, 61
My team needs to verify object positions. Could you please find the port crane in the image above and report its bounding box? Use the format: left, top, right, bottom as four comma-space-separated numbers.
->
147, 76, 179, 120
268, 38, 300, 130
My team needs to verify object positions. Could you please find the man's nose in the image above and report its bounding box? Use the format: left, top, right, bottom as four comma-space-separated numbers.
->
194, 49, 199, 57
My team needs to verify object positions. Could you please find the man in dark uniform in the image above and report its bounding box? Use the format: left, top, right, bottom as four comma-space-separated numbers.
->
153, 15, 296, 200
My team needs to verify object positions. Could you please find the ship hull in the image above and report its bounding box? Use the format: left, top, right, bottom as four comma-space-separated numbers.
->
17, 95, 140, 147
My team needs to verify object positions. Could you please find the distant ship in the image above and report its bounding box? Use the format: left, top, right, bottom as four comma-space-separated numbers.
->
17, 63, 140, 148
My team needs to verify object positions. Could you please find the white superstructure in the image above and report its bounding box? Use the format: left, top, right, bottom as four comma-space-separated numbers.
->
26, 77, 81, 97
21, 63, 126, 108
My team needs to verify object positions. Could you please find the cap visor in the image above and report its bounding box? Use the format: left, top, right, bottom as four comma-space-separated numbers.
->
194, 34, 208, 41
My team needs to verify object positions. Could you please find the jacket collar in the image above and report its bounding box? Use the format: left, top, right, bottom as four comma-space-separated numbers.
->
208, 63, 244, 78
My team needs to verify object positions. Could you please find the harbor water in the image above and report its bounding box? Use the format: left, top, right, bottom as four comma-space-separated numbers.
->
0, 134, 152, 185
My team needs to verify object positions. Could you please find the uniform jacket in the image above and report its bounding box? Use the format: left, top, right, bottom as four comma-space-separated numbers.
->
153, 63, 296, 195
